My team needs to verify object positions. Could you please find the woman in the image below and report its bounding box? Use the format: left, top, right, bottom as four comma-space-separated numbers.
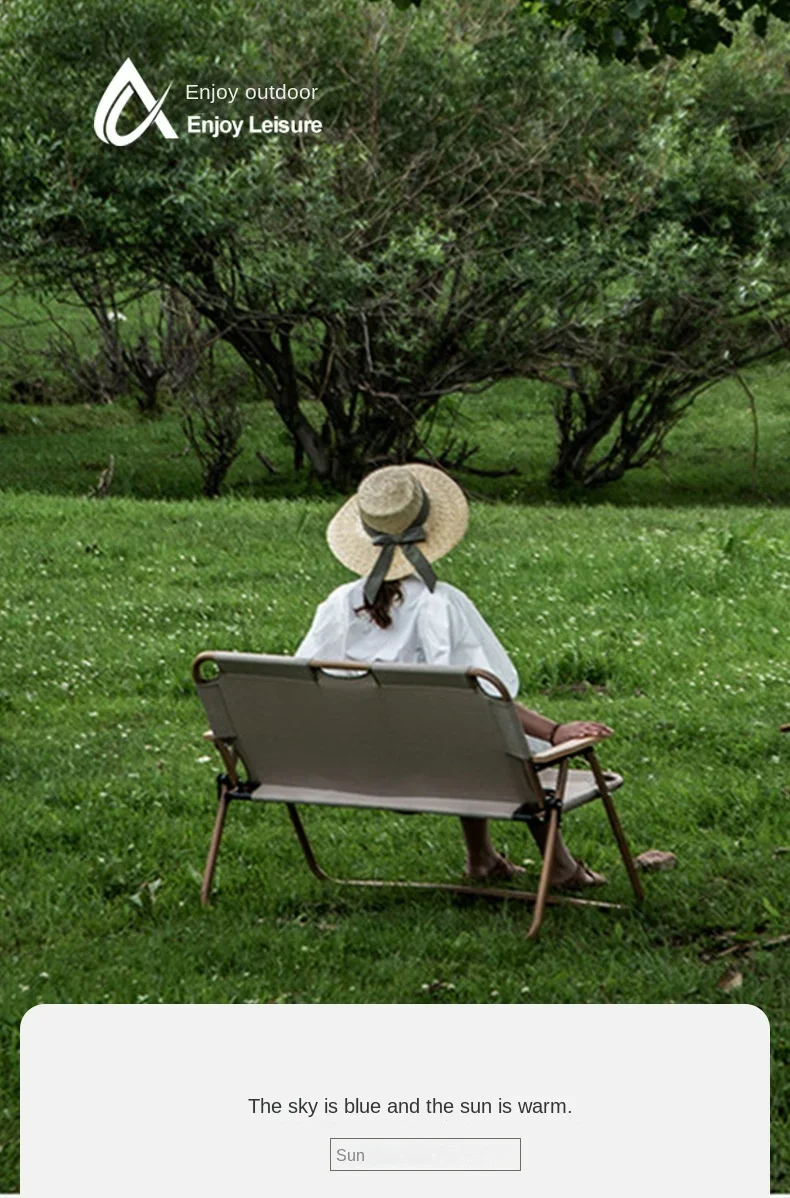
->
296, 463, 611, 888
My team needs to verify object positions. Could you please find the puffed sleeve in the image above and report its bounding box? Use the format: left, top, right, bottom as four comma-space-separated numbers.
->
415, 586, 455, 666
416, 583, 519, 698
294, 588, 347, 659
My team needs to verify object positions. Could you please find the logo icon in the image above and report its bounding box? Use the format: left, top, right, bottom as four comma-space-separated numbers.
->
94, 58, 178, 146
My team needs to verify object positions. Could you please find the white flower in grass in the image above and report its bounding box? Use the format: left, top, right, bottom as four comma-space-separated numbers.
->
196, 755, 212, 764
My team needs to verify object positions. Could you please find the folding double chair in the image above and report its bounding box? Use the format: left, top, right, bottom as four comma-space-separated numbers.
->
193, 652, 644, 938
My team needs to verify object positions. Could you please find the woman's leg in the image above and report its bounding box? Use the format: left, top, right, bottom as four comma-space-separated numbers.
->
460, 816, 583, 883
460, 704, 605, 885
460, 816, 523, 880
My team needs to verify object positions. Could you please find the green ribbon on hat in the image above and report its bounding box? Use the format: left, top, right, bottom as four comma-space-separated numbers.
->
361, 487, 436, 605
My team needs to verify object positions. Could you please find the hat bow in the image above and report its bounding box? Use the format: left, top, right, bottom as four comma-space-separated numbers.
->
361, 486, 436, 605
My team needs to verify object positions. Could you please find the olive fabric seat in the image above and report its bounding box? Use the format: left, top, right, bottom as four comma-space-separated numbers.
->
193, 651, 643, 938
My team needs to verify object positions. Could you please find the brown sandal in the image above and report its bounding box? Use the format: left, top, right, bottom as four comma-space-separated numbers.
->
464, 854, 527, 882
553, 860, 607, 891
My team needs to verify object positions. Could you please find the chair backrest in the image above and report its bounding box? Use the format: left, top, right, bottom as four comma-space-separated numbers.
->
194, 652, 540, 817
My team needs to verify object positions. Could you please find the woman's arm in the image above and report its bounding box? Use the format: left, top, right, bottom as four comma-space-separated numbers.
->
515, 703, 613, 745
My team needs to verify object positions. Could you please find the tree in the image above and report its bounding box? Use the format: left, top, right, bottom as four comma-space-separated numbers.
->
537, 289, 787, 489
0, 0, 594, 483
181, 382, 245, 498
532, 0, 790, 62
1, 0, 789, 489
507, 27, 790, 485
387, 0, 790, 63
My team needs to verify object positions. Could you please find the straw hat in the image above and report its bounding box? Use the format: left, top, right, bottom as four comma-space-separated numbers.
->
327, 464, 468, 592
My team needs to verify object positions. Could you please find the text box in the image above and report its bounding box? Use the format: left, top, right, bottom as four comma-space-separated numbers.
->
329, 1137, 521, 1171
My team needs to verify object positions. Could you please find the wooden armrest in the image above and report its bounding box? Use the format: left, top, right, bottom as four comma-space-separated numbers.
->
530, 736, 602, 765
781, 724, 790, 733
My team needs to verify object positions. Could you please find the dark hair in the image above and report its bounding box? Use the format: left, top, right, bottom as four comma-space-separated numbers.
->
354, 579, 404, 630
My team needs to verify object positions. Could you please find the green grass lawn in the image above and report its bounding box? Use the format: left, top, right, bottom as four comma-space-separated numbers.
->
0, 491, 788, 1190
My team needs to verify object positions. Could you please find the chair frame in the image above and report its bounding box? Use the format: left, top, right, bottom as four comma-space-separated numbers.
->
193, 653, 644, 938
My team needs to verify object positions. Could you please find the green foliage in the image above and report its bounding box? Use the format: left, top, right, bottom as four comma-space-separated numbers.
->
500, 30, 790, 484
389, 0, 790, 63
4, 0, 585, 479
535, 0, 790, 62
1, 1, 790, 488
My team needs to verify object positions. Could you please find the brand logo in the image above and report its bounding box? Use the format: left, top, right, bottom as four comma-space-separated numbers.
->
94, 58, 178, 146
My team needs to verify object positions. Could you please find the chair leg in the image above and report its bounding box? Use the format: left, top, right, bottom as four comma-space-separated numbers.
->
527, 804, 560, 939
586, 750, 644, 903
286, 803, 330, 881
527, 758, 568, 939
201, 786, 231, 907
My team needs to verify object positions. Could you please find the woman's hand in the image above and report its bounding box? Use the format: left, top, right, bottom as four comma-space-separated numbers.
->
553, 720, 613, 744
514, 704, 614, 744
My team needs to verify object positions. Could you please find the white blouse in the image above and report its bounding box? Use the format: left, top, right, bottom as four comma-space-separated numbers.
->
295, 574, 520, 698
